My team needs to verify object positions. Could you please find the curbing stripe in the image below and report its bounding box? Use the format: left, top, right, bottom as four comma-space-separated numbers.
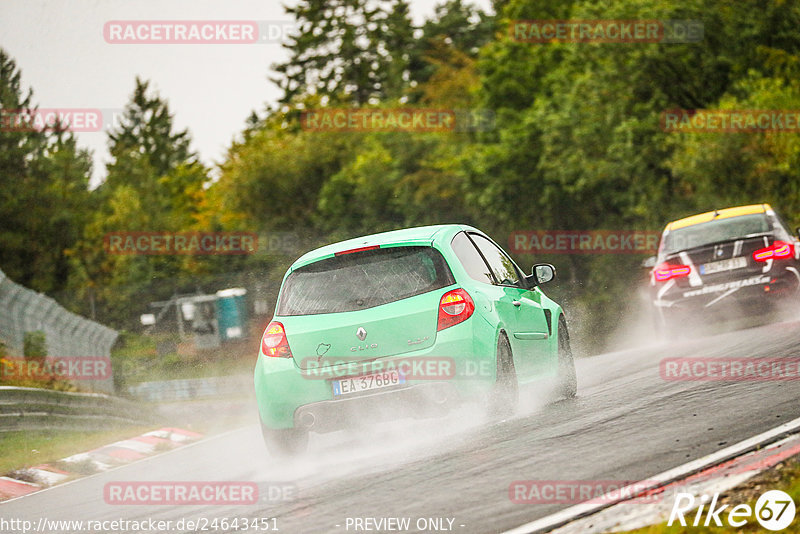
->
0, 427, 203, 503
0, 426, 242, 505
503, 414, 800, 533
0, 477, 40, 499
547, 433, 800, 533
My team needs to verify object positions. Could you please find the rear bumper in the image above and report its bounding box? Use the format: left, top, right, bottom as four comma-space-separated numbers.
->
293, 381, 459, 433
254, 316, 496, 430
652, 267, 800, 322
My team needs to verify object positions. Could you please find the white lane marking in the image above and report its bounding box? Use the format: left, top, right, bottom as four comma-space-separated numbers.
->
502, 414, 800, 534
553, 434, 800, 533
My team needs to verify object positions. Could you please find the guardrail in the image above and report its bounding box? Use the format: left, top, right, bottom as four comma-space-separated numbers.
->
0, 386, 159, 432
127, 375, 253, 402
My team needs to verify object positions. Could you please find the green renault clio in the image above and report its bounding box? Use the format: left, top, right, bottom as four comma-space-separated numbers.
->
254, 224, 576, 454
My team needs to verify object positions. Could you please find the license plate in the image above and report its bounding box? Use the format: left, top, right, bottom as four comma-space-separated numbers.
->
332, 371, 405, 396
700, 256, 747, 275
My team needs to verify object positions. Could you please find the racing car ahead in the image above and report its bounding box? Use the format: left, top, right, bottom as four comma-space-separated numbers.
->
645, 204, 800, 335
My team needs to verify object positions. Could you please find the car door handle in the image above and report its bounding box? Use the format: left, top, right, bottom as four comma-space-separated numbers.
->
512, 301, 521, 307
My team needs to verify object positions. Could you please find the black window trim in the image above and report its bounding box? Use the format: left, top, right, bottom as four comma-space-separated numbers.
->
455, 231, 530, 290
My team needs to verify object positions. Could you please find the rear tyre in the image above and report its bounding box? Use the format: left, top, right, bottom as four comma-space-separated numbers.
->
260, 420, 308, 457
556, 317, 577, 399
488, 333, 518, 418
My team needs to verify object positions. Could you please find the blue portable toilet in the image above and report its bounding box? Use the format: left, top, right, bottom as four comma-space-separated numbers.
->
216, 288, 248, 341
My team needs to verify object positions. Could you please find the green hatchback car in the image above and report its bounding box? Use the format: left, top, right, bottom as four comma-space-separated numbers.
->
254, 224, 576, 454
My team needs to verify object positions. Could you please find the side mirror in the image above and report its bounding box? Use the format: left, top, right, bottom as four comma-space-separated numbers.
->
642, 256, 657, 269
530, 263, 556, 285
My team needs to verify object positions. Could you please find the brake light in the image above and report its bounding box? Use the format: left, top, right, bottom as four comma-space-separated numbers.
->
437, 289, 475, 331
753, 240, 794, 262
654, 263, 691, 282
335, 245, 380, 256
261, 321, 292, 358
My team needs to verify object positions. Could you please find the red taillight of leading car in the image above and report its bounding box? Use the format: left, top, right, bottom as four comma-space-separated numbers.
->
261, 321, 293, 358
753, 240, 794, 262
437, 288, 475, 331
654, 263, 692, 282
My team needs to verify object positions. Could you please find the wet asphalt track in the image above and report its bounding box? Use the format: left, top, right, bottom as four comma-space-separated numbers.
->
3, 319, 800, 534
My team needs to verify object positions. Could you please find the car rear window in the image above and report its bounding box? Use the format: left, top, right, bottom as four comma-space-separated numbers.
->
662, 213, 771, 255
276, 246, 455, 316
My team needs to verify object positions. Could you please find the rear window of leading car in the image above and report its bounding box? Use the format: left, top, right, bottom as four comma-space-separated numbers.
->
276, 246, 455, 316
662, 213, 770, 255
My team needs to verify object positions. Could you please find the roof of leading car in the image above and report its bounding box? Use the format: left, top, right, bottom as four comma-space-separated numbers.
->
290, 224, 476, 269
665, 204, 771, 231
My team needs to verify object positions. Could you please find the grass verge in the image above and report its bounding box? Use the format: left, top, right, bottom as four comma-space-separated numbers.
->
0, 426, 154, 476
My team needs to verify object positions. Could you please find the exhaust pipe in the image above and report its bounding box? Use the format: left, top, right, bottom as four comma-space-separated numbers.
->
299, 411, 315, 429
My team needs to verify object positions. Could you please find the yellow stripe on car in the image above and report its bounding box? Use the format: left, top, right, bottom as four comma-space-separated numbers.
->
665, 204, 770, 231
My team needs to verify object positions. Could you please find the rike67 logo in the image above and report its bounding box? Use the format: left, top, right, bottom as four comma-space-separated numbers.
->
669, 490, 796, 530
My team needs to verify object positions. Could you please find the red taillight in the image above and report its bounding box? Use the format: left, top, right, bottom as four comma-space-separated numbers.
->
261, 321, 292, 358
753, 240, 794, 262
654, 263, 692, 282
437, 289, 475, 331
335, 245, 380, 256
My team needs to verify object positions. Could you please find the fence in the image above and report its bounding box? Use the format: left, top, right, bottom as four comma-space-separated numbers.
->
0, 269, 118, 393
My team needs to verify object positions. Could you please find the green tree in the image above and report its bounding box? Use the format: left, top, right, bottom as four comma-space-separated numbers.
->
407, 0, 495, 102
456, 0, 800, 350
70, 78, 210, 326
272, 0, 416, 105
101, 78, 204, 226
668, 74, 800, 227
0, 49, 93, 294
214, 116, 358, 232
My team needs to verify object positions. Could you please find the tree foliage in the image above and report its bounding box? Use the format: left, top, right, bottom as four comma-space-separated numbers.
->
4, 0, 800, 351
0, 49, 93, 293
